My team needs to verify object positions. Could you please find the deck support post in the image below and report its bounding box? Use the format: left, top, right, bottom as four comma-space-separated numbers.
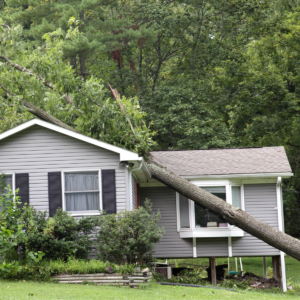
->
272, 255, 283, 289
272, 256, 281, 281
209, 257, 217, 286
167, 266, 172, 279
263, 257, 267, 278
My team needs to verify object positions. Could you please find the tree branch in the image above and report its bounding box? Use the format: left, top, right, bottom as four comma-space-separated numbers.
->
0, 24, 73, 106
0, 55, 73, 105
0, 82, 79, 133
108, 84, 135, 134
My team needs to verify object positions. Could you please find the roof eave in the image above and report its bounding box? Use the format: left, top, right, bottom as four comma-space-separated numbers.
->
181, 172, 293, 180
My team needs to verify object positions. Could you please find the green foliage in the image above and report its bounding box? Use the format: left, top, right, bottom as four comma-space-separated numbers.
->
0, 23, 156, 154
21, 208, 97, 260
267, 266, 273, 279
142, 83, 234, 150
95, 199, 164, 265
0, 258, 142, 280
167, 269, 208, 285
45, 259, 116, 275
0, 187, 26, 263
217, 278, 252, 290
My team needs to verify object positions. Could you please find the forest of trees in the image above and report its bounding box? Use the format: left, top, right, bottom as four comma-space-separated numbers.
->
1, 0, 300, 237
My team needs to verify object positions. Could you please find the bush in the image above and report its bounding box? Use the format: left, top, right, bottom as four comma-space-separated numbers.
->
95, 199, 164, 265
0, 184, 97, 263
20, 208, 97, 260
0, 187, 26, 263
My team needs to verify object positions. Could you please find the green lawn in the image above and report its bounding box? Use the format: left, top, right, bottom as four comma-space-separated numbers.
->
0, 280, 299, 300
1, 256, 300, 300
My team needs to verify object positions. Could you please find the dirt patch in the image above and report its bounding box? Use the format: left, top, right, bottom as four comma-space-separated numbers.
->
225, 272, 282, 289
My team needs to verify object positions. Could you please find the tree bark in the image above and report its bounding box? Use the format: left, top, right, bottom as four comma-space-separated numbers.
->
79, 56, 86, 81
146, 155, 300, 261
69, 56, 77, 70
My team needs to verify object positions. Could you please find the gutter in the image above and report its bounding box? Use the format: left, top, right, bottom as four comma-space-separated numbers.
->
128, 159, 151, 182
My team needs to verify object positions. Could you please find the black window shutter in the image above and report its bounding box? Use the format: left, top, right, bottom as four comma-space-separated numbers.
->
102, 169, 116, 214
15, 173, 29, 209
48, 172, 62, 217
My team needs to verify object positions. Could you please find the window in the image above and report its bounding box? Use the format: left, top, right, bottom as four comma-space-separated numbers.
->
178, 184, 243, 229
232, 186, 241, 208
179, 194, 190, 228
0, 174, 13, 196
0, 175, 13, 208
64, 171, 100, 212
194, 186, 226, 228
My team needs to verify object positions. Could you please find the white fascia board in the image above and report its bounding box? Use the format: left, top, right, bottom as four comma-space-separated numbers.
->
180, 228, 244, 238
182, 173, 293, 180
0, 119, 142, 162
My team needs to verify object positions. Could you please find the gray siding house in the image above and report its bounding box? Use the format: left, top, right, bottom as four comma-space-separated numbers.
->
0, 119, 292, 290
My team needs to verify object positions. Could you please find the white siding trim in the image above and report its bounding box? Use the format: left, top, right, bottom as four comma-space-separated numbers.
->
140, 178, 279, 188
241, 184, 245, 211
281, 251, 287, 292
180, 228, 244, 238
228, 237, 232, 257
226, 185, 232, 205
125, 167, 130, 211
193, 238, 197, 258
176, 192, 180, 232
0, 119, 142, 162
277, 177, 287, 292
276, 177, 283, 232
189, 199, 195, 230
128, 170, 133, 211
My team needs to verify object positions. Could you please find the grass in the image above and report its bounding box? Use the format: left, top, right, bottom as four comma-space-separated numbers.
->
0, 280, 300, 300
1, 256, 300, 299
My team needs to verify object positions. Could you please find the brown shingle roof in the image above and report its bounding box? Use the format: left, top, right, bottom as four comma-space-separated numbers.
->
150, 147, 292, 176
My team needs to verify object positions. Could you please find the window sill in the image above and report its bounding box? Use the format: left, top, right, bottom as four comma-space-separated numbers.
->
66, 211, 101, 217
179, 227, 244, 238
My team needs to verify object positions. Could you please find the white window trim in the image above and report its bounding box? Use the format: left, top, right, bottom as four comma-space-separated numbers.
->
61, 169, 102, 216
176, 180, 245, 238
0, 173, 15, 198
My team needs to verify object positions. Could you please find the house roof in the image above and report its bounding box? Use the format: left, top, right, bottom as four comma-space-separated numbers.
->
0, 119, 142, 162
150, 147, 293, 178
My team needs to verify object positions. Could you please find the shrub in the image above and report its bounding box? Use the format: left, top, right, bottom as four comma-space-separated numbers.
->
0, 183, 97, 263
21, 208, 97, 260
95, 199, 164, 265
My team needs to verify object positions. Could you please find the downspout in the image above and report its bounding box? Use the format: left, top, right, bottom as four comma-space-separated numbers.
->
277, 177, 287, 292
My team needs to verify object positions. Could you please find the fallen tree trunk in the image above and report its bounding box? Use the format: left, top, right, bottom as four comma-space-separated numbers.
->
146, 155, 300, 261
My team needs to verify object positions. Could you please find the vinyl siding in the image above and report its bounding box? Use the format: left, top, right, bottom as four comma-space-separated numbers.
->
232, 184, 280, 256
140, 186, 193, 258
0, 125, 127, 213
197, 238, 228, 257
